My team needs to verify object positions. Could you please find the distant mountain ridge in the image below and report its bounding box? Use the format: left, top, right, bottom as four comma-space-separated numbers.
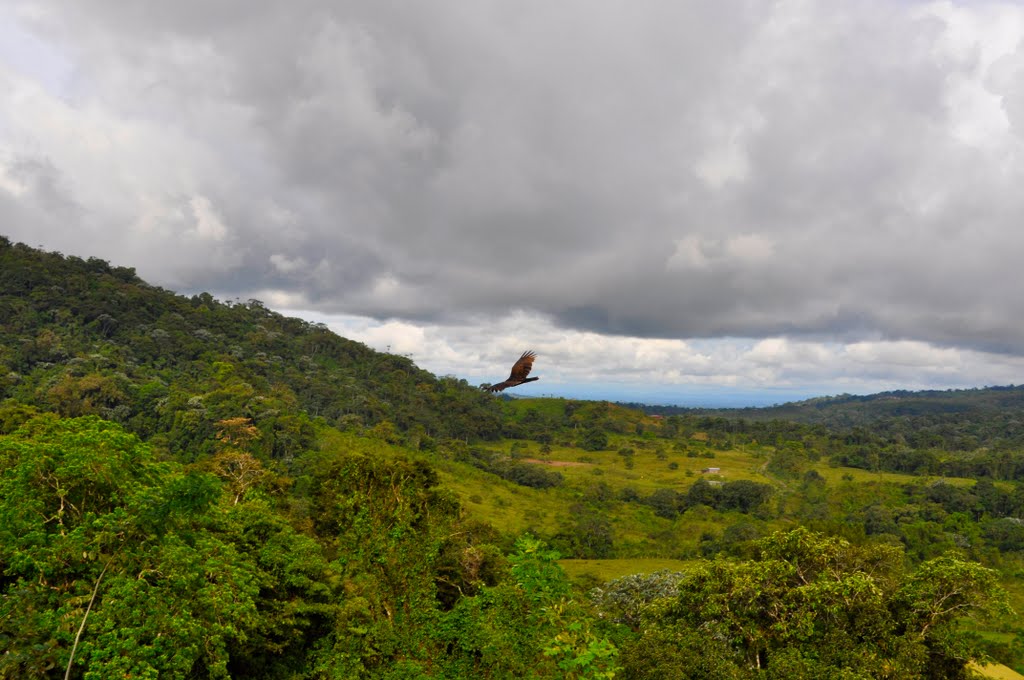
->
624, 384, 1024, 452
632, 384, 1024, 420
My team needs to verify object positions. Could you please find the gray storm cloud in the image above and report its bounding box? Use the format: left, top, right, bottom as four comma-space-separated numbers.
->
3, 1, 1024, 353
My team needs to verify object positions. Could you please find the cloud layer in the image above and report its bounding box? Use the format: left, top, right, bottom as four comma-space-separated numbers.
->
303, 309, 1024, 405
3, 1, 1024, 401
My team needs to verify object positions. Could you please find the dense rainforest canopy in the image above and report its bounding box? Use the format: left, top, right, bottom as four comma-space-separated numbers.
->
1, 236, 1022, 678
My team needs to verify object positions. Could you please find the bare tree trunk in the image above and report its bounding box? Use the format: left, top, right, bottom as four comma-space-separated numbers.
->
65, 561, 109, 680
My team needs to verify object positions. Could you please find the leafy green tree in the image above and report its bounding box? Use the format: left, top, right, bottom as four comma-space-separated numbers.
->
433, 519, 508, 610
0, 415, 265, 679
306, 446, 461, 676
438, 535, 620, 679
983, 517, 1024, 552
893, 554, 1013, 678
542, 599, 620, 680
684, 477, 719, 508
219, 500, 336, 679
551, 504, 616, 559
581, 428, 609, 451
619, 627, 743, 680
645, 488, 683, 519
767, 441, 809, 479
42, 372, 130, 420
627, 528, 1010, 679
203, 417, 269, 504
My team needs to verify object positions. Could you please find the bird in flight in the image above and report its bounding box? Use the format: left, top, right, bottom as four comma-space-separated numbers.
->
485, 351, 539, 392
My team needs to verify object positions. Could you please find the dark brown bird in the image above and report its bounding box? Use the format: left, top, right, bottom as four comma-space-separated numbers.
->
485, 351, 539, 392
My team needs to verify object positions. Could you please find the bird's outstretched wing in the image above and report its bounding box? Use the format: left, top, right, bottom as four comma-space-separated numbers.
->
486, 350, 538, 392
507, 350, 536, 382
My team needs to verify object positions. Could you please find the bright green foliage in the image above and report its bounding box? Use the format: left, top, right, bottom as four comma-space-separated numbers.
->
306, 448, 460, 677
436, 535, 571, 677
627, 528, 1010, 678
0, 415, 318, 679
508, 534, 572, 604
542, 600, 619, 679
619, 626, 743, 679
219, 500, 336, 679
436, 535, 620, 679
81, 532, 259, 679
0, 412, 613, 678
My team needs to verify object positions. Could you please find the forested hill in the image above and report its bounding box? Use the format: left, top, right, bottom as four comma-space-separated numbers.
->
0, 236, 502, 455
3, 235, 1022, 678
634, 384, 1024, 451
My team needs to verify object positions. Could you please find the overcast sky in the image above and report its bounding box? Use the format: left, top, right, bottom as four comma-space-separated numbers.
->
3, 1, 1024, 406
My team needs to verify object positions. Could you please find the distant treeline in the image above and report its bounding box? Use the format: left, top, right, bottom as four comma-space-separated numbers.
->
627, 384, 1024, 452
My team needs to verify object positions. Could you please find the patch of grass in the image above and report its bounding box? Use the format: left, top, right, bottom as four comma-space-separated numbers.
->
815, 464, 975, 488
972, 662, 1024, 680
477, 438, 771, 494
432, 459, 568, 535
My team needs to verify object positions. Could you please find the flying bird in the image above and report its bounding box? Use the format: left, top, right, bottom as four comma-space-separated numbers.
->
485, 351, 539, 392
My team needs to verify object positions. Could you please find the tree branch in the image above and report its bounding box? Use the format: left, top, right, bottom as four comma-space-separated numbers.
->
65, 560, 110, 680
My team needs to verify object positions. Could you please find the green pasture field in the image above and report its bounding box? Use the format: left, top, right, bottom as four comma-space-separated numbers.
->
424, 434, 990, 561
974, 662, 1024, 679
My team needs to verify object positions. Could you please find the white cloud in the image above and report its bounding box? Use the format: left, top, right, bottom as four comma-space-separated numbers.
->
5, 1, 1024, 403
0, 158, 28, 197
696, 137, 751, 188
284, 309, 1024, 402
189, 195, 228, 241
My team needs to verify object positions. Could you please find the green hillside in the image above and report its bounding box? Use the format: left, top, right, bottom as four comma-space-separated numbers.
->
1, 236, 1022, 678
0, 235, 503, 451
